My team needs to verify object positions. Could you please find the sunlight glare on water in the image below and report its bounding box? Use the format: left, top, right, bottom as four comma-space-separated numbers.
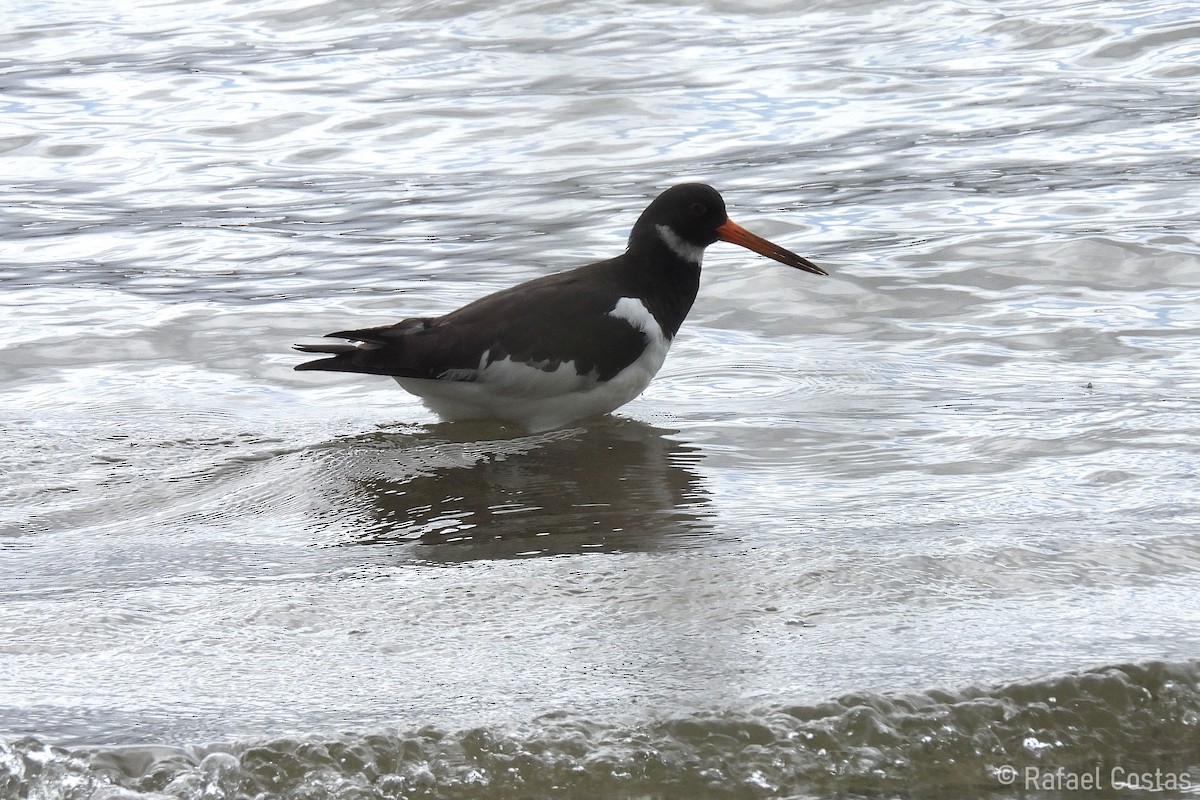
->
2, 0, 1199, 797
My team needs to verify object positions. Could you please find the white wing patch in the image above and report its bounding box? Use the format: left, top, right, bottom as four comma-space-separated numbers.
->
435, 350, 590, 393
603, 295, 670, 394
476, 352, 594, 397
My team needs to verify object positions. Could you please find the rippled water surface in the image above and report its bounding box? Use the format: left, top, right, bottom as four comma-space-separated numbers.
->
3, 0, 1200, 797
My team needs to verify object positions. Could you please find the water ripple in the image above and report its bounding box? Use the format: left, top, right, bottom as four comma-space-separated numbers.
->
3, 0, 1200, 792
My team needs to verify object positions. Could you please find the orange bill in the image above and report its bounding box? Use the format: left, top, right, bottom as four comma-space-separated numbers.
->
716, 219, 827, 276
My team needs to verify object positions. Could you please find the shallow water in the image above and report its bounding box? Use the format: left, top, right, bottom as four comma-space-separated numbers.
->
3, 0, 1200, 797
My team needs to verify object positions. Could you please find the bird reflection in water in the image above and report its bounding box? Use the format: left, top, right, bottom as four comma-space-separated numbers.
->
313, 419, 711, 560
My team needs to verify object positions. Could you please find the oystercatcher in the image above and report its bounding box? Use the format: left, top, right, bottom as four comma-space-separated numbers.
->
294, 183, 826, 431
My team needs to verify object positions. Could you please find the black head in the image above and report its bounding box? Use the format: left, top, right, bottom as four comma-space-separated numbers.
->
629, 183, 827, 275
632, 183, 729, 249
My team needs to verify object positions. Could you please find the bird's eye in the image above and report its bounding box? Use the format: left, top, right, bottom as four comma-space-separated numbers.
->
689, 202, 707, 215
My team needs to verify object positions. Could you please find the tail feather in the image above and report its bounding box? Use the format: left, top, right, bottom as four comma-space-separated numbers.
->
293, 342, 359, 355
292, 341, 361, 373
325, 319, 430, 346
293, 317, 474, 379
293, 333, 442, 378
293, 318, 429, 374
326, 329, 388, 345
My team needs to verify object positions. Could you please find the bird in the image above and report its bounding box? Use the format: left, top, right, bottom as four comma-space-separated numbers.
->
294, 183, 827, 432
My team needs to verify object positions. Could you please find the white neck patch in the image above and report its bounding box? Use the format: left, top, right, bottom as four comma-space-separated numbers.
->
656, 224, 706, 265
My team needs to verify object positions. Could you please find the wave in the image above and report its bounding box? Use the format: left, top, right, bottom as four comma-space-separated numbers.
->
4, 659, 1197, 799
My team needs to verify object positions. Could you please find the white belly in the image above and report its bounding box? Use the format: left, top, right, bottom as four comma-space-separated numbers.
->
395, 297, 671, 431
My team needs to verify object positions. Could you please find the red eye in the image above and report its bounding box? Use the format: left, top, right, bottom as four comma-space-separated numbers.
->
690, 203, 706, 215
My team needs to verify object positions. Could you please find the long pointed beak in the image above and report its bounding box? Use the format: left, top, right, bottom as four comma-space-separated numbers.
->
716, 219, 827, 276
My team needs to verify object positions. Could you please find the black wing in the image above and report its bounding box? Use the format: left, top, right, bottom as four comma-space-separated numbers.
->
294, 260, 650, 382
